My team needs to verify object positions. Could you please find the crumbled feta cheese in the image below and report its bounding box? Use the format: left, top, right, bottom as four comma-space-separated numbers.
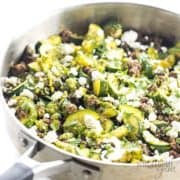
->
101, 137, 125, 162
103, 137, 121, 149
74, 88, 85, 99
166, 129, 178, 138
115, 39, 121, 46
106, 49, 123, 60
166, 120, 180, 139
127, 100, 141, 107
62, 55, 73, 63
150, 124, 157, 133
35, 72, 45, 78
172, 121, 180, 132
143, 119, 157, 133
5, 77, 19, 86
70, 67, 78, 76
169, 77, 178, 89
97, 28, 104, 37
43, 113, 50, 119
78, 77, 87, 86
161, 46, 167, 53
119, 87, 129, 94
121, 30, 138, 43
148, 112, 157, 121
126, 90, 137, 100
128, 42, 148, 50
20, 89, 34, 99
51, 91, 63, 101
91, 71, 104, 81
51, 66, 59, 74
44, 131, 58, 143
144, 36, 149, 40
105, 36, 114, 44
79, 105, 84, 110
143, 152, 171, 162
7, 98, 17, 106
74, 90, 83, 99
167, 95, 180, 114
116, 112, 123, 122
150, 42, 154, 47
101, 148, 125, 162
61, 43, 75, 55
36, 82, 44, 89
148, 99, 154, 106
40, 43, 53, 55
102, 96, 120, 106
84, 115, 103, 133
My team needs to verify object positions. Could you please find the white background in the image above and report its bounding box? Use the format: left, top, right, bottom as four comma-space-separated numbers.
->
0, 0, 179, 178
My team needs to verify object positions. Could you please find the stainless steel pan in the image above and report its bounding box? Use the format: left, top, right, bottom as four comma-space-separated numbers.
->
0, 2, 180, 180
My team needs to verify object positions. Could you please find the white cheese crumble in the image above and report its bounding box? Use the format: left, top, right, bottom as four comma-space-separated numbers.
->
84, 115, 103, 133
34, 72, 45, 78
121, 30, 138, 43
101, 137, 125, 162
115, 39, 121, 46
148, 112, 157, 121
44, 131, 58, 143
127, 100, 141, 107
70, 67, 78, 76
51, 66, 59, 74
116, 112, 123, 122
51, 91, 63, 101
148, 99, 154, 106
106, 49, 123, 60
161, 46, 168, 53
150, 42, 154, 47
43, 113, 50, 119
78, 77, 87, 86
128, 42, 148, 50
143, 119, 157, 133
62, 55, 73, 64
144, 36, 149, 40
172, 121, 180, 132
168, 77, 178, 89
61, 43, 75, 55
39, 43, 53, 55
142, 152, 171, 162
126, 90, 137, 100
74, 88, 85, 99
166, 129, 178, 138
36, 82, 44, 89
91, 71, 104, 81
167, 95, 180, 114
79, 105, 85, 110
102, 96, 119, 106
5, 77, 19, 86
97, 28, 104, 37
105, 36, 114, 44
20, 89, 34, 99
167, 121, 180, 138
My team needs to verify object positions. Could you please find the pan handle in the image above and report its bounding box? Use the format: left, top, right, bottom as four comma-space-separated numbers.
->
0, 142, 71, 180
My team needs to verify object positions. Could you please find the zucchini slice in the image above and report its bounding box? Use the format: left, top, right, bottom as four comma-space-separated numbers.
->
119, 105, 144, 139
63, 109, 100, 135
93, 79, 108, 96
142, 130, 170, 152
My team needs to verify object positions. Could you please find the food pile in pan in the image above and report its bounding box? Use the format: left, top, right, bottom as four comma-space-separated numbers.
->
3, 21, 180, 163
